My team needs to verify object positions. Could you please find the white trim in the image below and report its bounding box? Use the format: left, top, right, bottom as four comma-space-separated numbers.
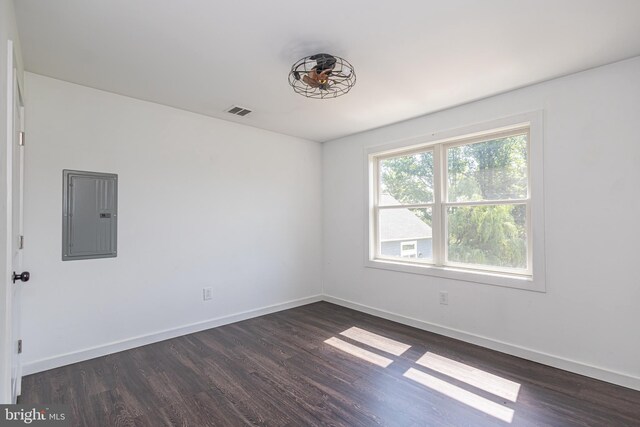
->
22, 295, 322, 375
365, 111, 545, 291
366, 119, 534, 157
323, 295, 640, 392
364, 258, 538, 290
379, 203, 434, 209
2, 39, 15, 404
19, 292, 640, 392
433, 144, 444, 265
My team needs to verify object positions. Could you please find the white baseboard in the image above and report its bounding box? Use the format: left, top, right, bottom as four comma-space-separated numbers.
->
323, 295, 640, 392
22, 295, 322, 376
22, 293, 640, 392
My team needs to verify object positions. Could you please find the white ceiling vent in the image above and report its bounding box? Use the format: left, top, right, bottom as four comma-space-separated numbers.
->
226, 106, 252, 117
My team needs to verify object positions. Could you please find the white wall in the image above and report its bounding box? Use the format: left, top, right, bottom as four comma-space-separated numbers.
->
323, 57, 640, 390
0, 0, 24, 404
21, 73, 323, 373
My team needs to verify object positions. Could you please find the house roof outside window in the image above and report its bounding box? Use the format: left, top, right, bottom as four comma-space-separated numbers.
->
379, 194, 432, 242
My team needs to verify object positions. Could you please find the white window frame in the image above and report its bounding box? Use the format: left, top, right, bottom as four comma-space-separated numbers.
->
365, 112, 546, 292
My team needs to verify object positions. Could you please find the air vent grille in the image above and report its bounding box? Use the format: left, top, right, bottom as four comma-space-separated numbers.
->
226, 106, 252, 117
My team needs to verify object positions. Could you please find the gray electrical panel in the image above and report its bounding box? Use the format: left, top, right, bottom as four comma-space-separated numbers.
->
62, 170, 118, 261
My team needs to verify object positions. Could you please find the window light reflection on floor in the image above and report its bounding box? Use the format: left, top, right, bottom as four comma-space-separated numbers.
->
416, 352, 521, 402
339, 326, 411, 356
324, 329, 519, 423
324, 337, 393, 367
404, 368, 515, 423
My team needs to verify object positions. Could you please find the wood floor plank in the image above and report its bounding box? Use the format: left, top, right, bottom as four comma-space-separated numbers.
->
19, 302, 640, 426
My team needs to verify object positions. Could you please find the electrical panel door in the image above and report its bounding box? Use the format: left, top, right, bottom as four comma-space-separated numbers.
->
62, 170, 118, 261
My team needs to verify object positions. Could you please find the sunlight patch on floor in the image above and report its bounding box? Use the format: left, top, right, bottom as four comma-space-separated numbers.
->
339, 327, 411, 356
404, 368, 515, 423
324, 328, 518, 422
416, 352, 521, 402
324, 337, 393, 367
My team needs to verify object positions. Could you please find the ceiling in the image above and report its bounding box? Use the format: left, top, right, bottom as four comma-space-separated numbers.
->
14, 0, 640, 142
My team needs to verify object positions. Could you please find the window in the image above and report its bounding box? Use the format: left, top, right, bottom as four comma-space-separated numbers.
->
367, 113, 545, 291
400, 241, 418, 258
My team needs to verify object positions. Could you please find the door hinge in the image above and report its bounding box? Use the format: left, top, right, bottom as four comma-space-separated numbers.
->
17, 340, 22, 354
18, 235, 24, 250
19, 131, 25, 146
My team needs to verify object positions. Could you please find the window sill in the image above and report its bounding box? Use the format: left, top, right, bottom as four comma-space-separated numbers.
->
365, 258, 546, 292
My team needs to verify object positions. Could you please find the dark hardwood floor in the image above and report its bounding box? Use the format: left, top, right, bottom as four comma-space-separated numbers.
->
20, 302, 640, 426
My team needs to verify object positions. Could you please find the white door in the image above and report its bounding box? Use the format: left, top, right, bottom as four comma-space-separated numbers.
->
8, 41, 27, 403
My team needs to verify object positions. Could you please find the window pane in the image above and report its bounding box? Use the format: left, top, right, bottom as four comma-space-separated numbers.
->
447, 204, 527, 269
447, 134, 527, 202
379, 208, 433, 260
380, 152, 433, 204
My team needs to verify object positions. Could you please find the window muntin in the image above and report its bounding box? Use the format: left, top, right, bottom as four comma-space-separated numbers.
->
372, 127, 531, 277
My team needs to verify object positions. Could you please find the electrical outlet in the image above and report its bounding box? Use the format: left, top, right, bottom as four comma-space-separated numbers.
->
439, 291, 449, 305
203, 287, 213, 301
